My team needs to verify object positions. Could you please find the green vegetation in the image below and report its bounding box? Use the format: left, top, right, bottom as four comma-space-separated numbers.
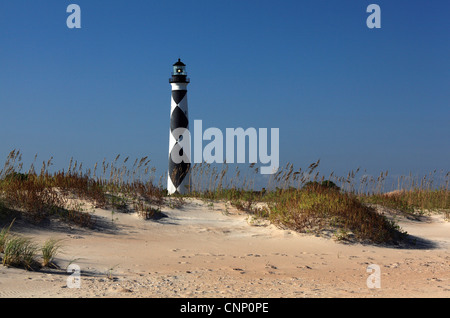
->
266, 187, 405, 243
360, 189, 449, 216
0, 150, 448, 248
0, 150, 166, 226
2, 235, 39, 270
41, 238, 64, 268
184, 161, 448, 243
0, 220, 64, 270
0, 219, 14, 253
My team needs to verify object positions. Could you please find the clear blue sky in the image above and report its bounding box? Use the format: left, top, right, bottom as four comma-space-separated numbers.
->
0, 0, 449, 184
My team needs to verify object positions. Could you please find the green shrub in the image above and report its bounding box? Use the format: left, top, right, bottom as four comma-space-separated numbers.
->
302, 180, 340, 191
2, 235, 39, 270
267, 188, 403, 243
41, 238, 63, 267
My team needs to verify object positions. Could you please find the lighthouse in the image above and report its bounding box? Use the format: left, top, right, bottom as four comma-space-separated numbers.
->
167, 59, 191, 195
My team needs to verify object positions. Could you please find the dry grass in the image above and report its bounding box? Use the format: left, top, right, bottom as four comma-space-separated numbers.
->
266, 187, 405, 243
187, 161, 448, 243
0, 150, 166, 226
0, 150, 448, 245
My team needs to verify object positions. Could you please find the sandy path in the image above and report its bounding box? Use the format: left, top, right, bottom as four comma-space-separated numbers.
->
0, 199, 449, 298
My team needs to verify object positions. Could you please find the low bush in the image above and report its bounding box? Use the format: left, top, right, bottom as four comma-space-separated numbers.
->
267, 188, 404, 243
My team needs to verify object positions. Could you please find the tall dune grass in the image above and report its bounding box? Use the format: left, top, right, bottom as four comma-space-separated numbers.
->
0, 150, 166, 225
0, 219, 15, 253
266, 186, 404, 243
0, 220, 66, 270
2, 235, 39, 270
41, 238, 63, 268
0, 150, 448, 244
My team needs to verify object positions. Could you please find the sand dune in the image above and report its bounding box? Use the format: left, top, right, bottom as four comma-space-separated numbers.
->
0, 198, 449, 298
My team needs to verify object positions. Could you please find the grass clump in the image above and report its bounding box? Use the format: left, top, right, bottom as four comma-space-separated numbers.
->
133, 200, 163, 220
360, 189, 449, 217
2, 235, 39, 270
1, 150, 447, 246
0, 150, 167, 227
1, 220, 64, 270
41, 238, 63, 268
0, 219, 15, 253
267, 187, 404, 244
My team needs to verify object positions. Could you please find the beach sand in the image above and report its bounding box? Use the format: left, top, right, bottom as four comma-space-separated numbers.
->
0, 198, 449, 298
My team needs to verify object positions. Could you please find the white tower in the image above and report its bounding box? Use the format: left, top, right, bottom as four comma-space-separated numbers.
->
167, 59, 190, 195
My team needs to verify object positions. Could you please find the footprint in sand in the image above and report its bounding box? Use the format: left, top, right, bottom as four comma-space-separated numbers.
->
232, 267, 245, 274
297, 265, 312, 270
265, 264, 278, 270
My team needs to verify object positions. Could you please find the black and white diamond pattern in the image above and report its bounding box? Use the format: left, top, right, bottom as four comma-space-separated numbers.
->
168, 88, 190, 194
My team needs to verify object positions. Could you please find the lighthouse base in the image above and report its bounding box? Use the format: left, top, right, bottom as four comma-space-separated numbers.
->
167, 173, 190, 195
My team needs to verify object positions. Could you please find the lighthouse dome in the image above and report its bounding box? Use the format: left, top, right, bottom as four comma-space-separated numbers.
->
173, 58, 186, 66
